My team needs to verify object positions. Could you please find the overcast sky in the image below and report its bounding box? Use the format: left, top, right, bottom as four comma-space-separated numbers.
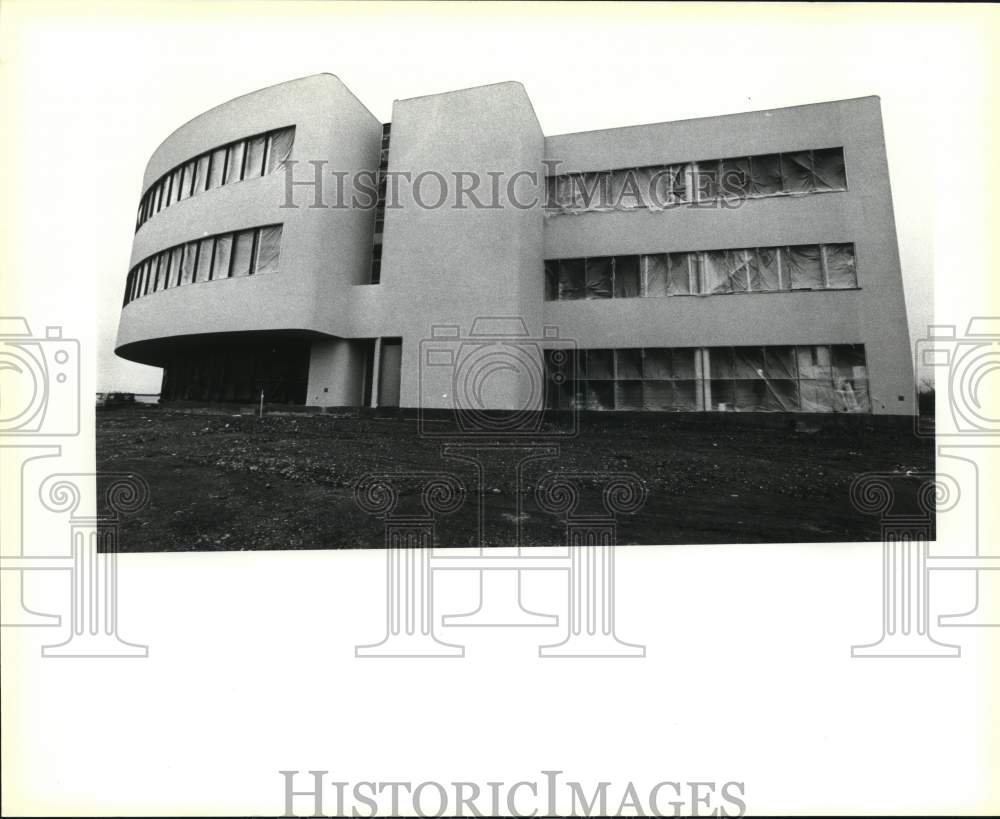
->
4, 2, 995, 393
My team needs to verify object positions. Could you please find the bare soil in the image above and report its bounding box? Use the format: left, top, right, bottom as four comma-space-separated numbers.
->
96, 406, 934, 552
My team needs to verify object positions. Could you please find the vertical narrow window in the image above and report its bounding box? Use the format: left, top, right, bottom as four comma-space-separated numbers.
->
266, 127, 295, 173
230, 230, 255, 278
245, 136, 267, 180
180, 242, 198, 285
177, 163, 191, 201
211, 234, 233, 279
170, 246, 185, 287
643, 254, 669, 297
544, 260, 559, 301
666, 253, 692, 295
224, 142, 245, 185
155, 181, 165, 212
193, 154, 210, 195
195, 237, 214, 281
207, 147, 227, 189
613, 255, 641, 298
753, 246, 783, 291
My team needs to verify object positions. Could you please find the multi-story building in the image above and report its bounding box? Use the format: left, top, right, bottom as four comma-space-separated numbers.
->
115, 74, 915, 415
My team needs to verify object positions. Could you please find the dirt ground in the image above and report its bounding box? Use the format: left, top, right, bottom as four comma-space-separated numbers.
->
97, 405, 934, 552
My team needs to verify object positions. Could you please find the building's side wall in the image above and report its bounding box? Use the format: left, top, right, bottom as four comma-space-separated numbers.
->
116, 74, 381, 361
341, 81, 545, 410
543, 96, 915, 414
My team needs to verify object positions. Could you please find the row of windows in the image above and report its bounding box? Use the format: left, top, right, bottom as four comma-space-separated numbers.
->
545, 147, 847, 211
545, 243, 857, 301
122, 224, 283, 306
135, 127, 295, 231
544, 344, 869, 413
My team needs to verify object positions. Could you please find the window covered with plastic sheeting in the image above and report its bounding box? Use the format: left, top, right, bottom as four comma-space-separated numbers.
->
831, 344, 870, 412
780, 151, 815, 193
267, 127, 295, 173
784, 245, 824, 289
207, 148, 226, 190
230, 230, 255, 278
580, 349, 615, 380
544, 260, 559, 301
211, 234, 233, 280
225, 141, 245, 185
192, 154, 210, 196
610, 168, 643, 209
823, 243, 857, 288
750, 154, 783, 195
253, 225, 282, 276
558, 259, 585, 300
195, 237, 214, 281
613, 255, 641, 298
168, 246, 183, 287
694, 159, 720, 201
616, 349, 643, 380
176, 163, 193, 201
180, 242, 198, 285
721, 156, 751, 199
585, 257, 613, 299
812, 147, 847, 191
545, 242, 858, 300
643, 254, 669, 297
245, 135, 268, 180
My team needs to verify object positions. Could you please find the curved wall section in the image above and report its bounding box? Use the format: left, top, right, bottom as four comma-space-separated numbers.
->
116, 74, 382, 365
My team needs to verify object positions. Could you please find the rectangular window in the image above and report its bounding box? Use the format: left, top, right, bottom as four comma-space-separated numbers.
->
207, 147, 227, 189
170, 246, 184, 287
643, 254, 669, 297
781, 151, 815, 194
784, 245, 824, 289
224, 142, 245, 185
192, 154, 210, 195
155, 181, 165, 212
544, 260, 559, 300
211, 234, 233, 279
164, 173, 176, 208
253, 225, 282, 276
176, 163, 192, 200
230, 230, 255, 277
245, 136, 267, 180
180, 242, 198, 285
195, 237, 214, 281
585, 257, 613, 299
613, 255, 641, 298
667, 253, 692, 295
266, 127, 295, 173
694, 160, 720, 202
812, 147, 847, 191
823, 243, 857, 288
749, 154, 782, 196
721, 156, 751, 198
557, 258, 585, 300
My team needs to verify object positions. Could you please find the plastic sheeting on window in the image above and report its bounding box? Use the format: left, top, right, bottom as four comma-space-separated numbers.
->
750, 154, 782, 196
254, 225, 282, 276
585, 257, 613, 299
208, 148, 226, 190
781, 151, 814, 194
812, 148, 846, 191
193, 155, 210, 196
752, 247, 783, 291
230, 230, 254, 278
558, 258, 585, 300
616, 349, 643, 379
643, 254, 668, 297
177, 164, 192, 201
614, 255, 641, 298
667, 253, 692, 295
694, 160, 720, 201
212, 234, 233, 280
784, 245, 824, 289
267, 127, 295, 174
180, 242, 198, 285
701, 251, 732, 294
824, 243, 857, 288
195, 238, 214, 282
610, 168, 642, 209
721, 156, 751, 198
225, 142, 245, 185
544, 260, 558, 300
245, 136, 267, 180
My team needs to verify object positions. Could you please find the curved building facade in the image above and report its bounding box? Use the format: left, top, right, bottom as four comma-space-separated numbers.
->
116, 75, 915, 415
